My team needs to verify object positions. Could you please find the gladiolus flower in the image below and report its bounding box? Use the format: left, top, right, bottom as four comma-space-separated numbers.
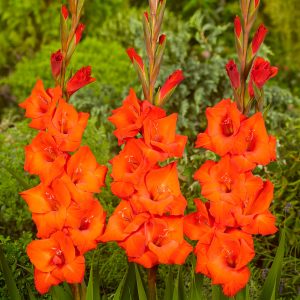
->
108, 89, 143, 144
184, 199, 223, 243
100, 200, 150, 243
66, 66, 96, 96
123, 217, 193, 268
131, 162, 187, 216
19, 80, 62, 130
127, 48, 144, 70
231, 112, 276, 167
62, 146, 107, 202
202, 230, 255, 297
195, 99, 246, 156
27, 231, 85, 294
108, 89, 166, 144
234, 16, 242, 38
226, 60, 240, 89
110, 139, 154, 198
21, 180, 71, 238
158, 70, 184, 103
143, 113, 187, 160
50, 49, 63, 78
65, 198, 106, 254
194, 155, 263, 226
234, 180, 277, 235
47, 99, 89, 151
75, 23, 85, 44
24, 132, 69, 184
252, 24, 268, 55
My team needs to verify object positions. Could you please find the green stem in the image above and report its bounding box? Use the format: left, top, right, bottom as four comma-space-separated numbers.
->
148, 266, 157, 300
71, 283, 81, 300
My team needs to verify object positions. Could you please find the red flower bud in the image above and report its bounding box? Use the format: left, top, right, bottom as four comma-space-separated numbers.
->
234, 16, 242, 39
159, 34, 166, 45
251, 57, 278, 89
252, 24, 268, 55
51, 49, 63, 78
61, 5, 69, 20
75, 23, 85, 45
159, 70, 184, 101
255, 0, 260, 8
66, 66, 96, 96
126, 48, 144, 70
226, 60, 240, 89
144, 12, 149, 22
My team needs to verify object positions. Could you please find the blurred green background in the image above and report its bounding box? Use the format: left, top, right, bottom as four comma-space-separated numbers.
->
0, 0, 299, 299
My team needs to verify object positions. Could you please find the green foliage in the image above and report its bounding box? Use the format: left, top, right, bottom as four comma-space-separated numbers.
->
0, 0, 60, 75
263, 0, 300, 71
2, 37, 135, 104
0, 0, 129, 76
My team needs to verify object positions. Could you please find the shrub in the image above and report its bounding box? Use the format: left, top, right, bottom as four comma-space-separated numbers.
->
2, 38, 135, 105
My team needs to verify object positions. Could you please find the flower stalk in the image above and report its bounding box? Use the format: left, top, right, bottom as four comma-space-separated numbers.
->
229, 0, 277, 115
148, 266, 157, 300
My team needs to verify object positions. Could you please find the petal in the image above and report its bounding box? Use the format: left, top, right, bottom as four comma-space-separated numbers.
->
129, 250, 158, 268
242, 211, 277, 235
62, 256, 85, 284
27, 239, 58, 272
34, 268, 61, 294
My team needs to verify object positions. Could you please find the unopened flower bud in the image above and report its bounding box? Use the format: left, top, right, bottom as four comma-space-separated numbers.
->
66, 66, 96, 96
226, 60, 240, 89
158, 70, 184, 104
75, 23, 85, 45
144, 12, 149, 22
126, 48, 144, 70
252, 24, 268, 55
234, 16, 242, 39
159, 34, 166, 45
51, 49, 63, 78
61, 5, 69, 20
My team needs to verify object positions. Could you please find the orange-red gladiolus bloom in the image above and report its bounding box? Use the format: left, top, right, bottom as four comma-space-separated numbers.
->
100, 200, 150, 243
19, 80, 62, 130
143, 113, 187, 160
231, 112, 276, 170
47, 99, 89, 152
196, 230, 254, 297
63, 146, 107, 202
234, 180, 277, 235
27, 231, 85, 294
65, 198, 106, 254
108, 89, 166, 144
122, 217, 193, 268
110, 139, 154, 198
131, 162, 187, 216
24, 132, 69, 184
20, 179, 71, 238
195, 99, 246, 156
194, 155, 263, 226
184, 199, 225, 243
